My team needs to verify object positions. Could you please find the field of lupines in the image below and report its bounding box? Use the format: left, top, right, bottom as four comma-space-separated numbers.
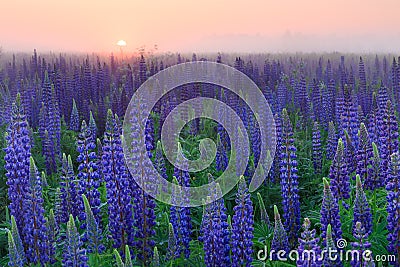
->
0, 51, 399, 267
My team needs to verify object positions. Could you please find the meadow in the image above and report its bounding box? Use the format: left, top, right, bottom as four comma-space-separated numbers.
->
0, 51, 399, 266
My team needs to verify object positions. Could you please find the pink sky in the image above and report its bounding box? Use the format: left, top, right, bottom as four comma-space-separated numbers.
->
1, 0, 400, 53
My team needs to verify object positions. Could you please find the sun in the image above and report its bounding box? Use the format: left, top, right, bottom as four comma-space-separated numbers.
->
117, 40, 127, 47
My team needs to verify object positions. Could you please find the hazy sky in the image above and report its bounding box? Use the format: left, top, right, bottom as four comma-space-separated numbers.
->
1, 0, 400, 53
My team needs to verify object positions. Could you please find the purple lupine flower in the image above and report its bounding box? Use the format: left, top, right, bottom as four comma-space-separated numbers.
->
145, 117, 155, 158
358, 57, 368, 115
312, 121, 322, 174
114, 245, 133, 267
45, 209, 57, 264
366, 143, 384, 190
76, 120, 101, 226
323, 224, 343, 267
368, 92, 380, 145
103, 109, 134, 250
63, 215, 89, 267
269, 113, 282, 184
335, 87, 344, 133
386, 152, 400, 265
257, 192, 270, 226
8, 229, 24, 267
311, 79, 321, 123
321, 81, 334, 129
296, 218, 322, 267
8, 215, 25, 267
43, 129, 57, 174
350, 222, 373, 267
326, 121, 337, 160
356, 123, 374, 186
377, 86, 388, 113
152, 247, 160, 267
280, 108, 301, 247
202, 182, 230, 266
51, 85, 62, 158
169, 144, 192, 259
380, 100, 399, 184
353, 175, 372, 237
329, 138, 350, 203
341, 85, 359, 149
70, 99, 80, 131
89, 111, 97, 142
166, 222, 177, 261
231, 176, 254, 267
59, 154, 79, 222
344, 130, 357, 177
250, 114, 261, 166
24, 157, 49, 265
82, 194, 105, 254
320, 178, 342, 244
128, 97, 156, 264
4, 93, 31, 243
271, 205, 290, 258
277, 81, 288, 112
216, 133, 228, 172
154, 141, 168, 181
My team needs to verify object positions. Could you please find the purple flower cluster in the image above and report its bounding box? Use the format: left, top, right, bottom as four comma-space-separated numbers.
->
5, 94, 31, 243
279, 108, 301, 247
231, 176, 254, 267
386, 152, 400, 265
102, 110, 134, 250
76, 120, 101, 226
320, 178, 342, 244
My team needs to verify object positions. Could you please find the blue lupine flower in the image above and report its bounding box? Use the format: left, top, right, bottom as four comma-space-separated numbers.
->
357, 123, 374, 186
269, 113, 282, 184
231, 176, 254, 267
59, 154, 79, 222
216, 133, 228, 172
386, 152, 400, 265
113, 245, 133, 267
103, 110, 134, 250
82, 194, 105, 254
326, 121, 337, 160
167, 222, 178, 261
353, 175, 372, 237
380, 100, 399, 184
128, 98, 156, 264
24, 157, 49, 265
77, 120, 102, 226
46, 209, 57, 264
350, 222, 373, 267
152, 247, 160, 267
257, 192, 270, 226
296, 218, 322, 267
312, 121, 322, 174
320, 178, 342, 244
271, 205, 290, 258
202, 182, 230, 266
343, 130, 357, 177
63, 215, 89, 267
89, 111, 97, 142
329, 138, 350, 203
5, 93, 31, 241
368, 93, 380, 145
280, 108, 301, 247
366, 143, 384, 190
323, 224, 343, 267
42, 129, 57, 174
8, 215, 25, 267
8, 231, 24, 267
70, 99, 80, 131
